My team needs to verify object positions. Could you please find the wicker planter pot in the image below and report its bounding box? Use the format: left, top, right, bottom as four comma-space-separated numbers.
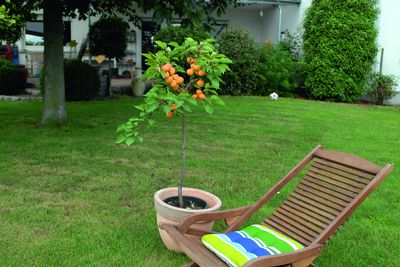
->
154, 187, 222, 252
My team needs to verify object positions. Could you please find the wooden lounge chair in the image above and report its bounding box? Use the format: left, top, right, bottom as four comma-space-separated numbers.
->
160, 145, 393, 267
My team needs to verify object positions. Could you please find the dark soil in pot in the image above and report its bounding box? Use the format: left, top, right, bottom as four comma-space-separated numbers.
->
164, 196, 208, 210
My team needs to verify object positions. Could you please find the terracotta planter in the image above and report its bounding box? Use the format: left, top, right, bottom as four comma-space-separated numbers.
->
154, 187, 222, 252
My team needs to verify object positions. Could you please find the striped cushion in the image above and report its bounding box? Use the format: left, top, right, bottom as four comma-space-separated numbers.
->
201, 224, 303, 267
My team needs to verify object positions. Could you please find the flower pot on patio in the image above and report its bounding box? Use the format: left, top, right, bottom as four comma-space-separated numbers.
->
154, 187, 222, 252
131, 79, 146, 97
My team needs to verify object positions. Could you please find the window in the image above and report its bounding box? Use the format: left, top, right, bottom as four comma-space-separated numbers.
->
25, 21, 72, 46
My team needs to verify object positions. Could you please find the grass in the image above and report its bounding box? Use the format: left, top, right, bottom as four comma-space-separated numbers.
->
0, 97, 399, 266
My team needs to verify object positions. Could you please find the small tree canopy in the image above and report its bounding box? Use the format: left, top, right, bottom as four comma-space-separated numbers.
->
88, 17, 130, 60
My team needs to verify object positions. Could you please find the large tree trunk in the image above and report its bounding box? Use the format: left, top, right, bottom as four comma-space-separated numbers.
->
41, 0, 66, 125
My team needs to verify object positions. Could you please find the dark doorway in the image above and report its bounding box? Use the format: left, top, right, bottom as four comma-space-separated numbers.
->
141, 21, 160, 70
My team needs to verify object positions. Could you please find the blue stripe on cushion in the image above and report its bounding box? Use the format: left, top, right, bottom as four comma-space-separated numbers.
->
225, 232, 273, 257
216, 234, 258, 261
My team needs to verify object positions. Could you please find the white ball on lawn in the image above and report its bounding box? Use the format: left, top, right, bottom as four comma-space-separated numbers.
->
269, 92, 279, 100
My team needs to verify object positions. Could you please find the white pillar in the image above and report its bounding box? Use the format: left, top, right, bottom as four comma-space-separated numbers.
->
278, 3, 283, 42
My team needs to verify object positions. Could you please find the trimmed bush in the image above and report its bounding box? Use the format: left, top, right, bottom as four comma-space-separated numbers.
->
217, 29, 261, 95
154, 25, 211, 45
303, 0, 378, 102
0, 58, 25, 95
40, 59, 99, 101
258, 45, 298, 97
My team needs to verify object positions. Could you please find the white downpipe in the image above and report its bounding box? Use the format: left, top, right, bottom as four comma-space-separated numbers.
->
278, 2, 283, 42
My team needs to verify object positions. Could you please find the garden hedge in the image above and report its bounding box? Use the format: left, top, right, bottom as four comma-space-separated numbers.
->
40, 59, 99, 101
303, 0, 379, 102
0, 58, 25, 95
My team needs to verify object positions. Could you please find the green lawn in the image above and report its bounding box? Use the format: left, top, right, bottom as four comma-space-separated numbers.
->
0, 97, 399, 266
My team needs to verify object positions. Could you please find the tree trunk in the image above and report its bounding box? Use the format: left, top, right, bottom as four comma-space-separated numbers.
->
41, 0, 66, 125
178, 113, 186, 208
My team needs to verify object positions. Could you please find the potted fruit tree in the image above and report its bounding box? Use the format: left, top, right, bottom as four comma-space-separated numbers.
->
117, 38, 231, 251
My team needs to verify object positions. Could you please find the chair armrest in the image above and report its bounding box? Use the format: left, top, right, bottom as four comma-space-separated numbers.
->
178, 205, 252, 234
243, 244, 323, 267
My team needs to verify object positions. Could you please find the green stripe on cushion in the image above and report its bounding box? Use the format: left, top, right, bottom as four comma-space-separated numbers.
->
243, 225, 303, 252
202, 234, 249, 267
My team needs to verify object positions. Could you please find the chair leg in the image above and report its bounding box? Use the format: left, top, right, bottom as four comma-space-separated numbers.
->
182, 262, 199, 267
292, 256, 318, 267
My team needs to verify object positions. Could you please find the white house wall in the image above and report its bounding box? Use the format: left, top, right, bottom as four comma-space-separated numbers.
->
222, 8, 264, 42
262, 6, 279, 42
281, 0, 312, 34
376, 0, 400, 95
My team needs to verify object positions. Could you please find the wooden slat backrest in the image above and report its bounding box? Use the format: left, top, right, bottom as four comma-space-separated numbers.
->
262, 148, 392, 246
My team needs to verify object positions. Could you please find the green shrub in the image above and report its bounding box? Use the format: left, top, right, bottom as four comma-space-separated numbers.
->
154, 25, 211, 46
368, 73, 398, 105
292, 58, 308, 97
303, 0, 378, 102
217, 29, 261, 95
40, 59, 99, 101
0, 58, 24, 95
258, 44, 298, 97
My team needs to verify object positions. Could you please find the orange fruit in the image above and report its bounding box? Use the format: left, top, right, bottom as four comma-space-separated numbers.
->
186, 69, 194, 76
166, 112, 174, 119
172, 84, 179, 90
176, 77, 184, 84
173, 74, 179, 80
161, 64, 171, 72
179, 88, 185, 93
171, 104, 177, 111
164, 72, 170, 78
196, 79, 205, 87
169, 67, 176, 75
192, 65, 201, 71
165, 76, 173, 84
196, 89, 202, 95
197, 70, 206, 76
170, 80, 178, 88
186, 57, 194, 64
165, 76, 174, 84
192, 94, 198, 99
199, 93, 206, 100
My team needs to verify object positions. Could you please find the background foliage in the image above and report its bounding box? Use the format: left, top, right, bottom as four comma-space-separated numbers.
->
258, 45, 298, 97
154, 25, 211, 46
0, 0, 37, 43
88, 17, 130, 60
217, 29, 261, 96
368, 73, 398, 105
303, 0, 379, 102
0, 58, 25, 95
